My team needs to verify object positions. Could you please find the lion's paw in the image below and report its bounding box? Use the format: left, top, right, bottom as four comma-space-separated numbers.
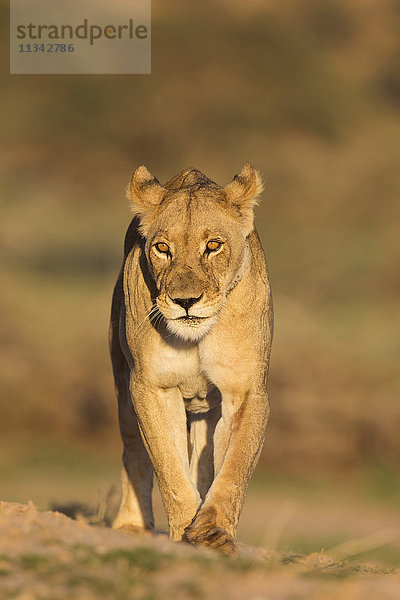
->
183, 521, 238, 555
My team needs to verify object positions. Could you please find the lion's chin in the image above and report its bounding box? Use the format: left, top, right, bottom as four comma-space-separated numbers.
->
166, 316, 217, 343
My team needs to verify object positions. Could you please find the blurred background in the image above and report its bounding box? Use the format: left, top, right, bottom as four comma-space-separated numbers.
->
1, 0, 399, 563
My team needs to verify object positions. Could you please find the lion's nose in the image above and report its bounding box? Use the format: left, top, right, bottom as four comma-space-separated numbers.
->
171, 294, 203, 310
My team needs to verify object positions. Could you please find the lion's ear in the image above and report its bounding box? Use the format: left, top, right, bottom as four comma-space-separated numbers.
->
223, 163, 264, 235
126, 166, 165, 236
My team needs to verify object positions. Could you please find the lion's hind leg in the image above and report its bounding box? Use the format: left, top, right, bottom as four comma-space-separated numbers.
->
188, 406, 220, 500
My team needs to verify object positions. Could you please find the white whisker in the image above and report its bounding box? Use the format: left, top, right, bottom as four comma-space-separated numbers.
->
149, 306, 165, 330
136, 304, 159, 333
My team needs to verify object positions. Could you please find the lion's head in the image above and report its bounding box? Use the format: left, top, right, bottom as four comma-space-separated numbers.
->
127, 164, 263, 342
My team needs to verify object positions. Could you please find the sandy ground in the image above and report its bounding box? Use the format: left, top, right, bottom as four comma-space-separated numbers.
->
1, 501, 400, 600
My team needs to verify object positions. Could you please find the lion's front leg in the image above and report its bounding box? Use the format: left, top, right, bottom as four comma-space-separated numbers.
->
111, 317, 155, 534
113, 388, 155, 533
131, 377, 202, 540
183, 387, 270, 554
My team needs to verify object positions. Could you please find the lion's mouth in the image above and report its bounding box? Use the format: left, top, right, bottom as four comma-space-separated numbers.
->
165, 312, 218, 341
176, 316, 208, 325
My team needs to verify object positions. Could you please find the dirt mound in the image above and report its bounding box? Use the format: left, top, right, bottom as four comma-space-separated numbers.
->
1, 501, 400, 599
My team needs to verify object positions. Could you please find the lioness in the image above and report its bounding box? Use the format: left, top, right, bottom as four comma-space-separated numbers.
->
109, 164, 273, 554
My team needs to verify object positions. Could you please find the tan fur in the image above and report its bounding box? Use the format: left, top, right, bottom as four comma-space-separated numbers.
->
110, 163, 273, 554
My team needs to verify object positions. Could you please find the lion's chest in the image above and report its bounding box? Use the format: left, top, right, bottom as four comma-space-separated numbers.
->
148, 343, 216, 414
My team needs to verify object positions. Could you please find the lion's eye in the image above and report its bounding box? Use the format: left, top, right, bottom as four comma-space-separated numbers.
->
155, 242, 170, 254
206, 240, 221, 252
